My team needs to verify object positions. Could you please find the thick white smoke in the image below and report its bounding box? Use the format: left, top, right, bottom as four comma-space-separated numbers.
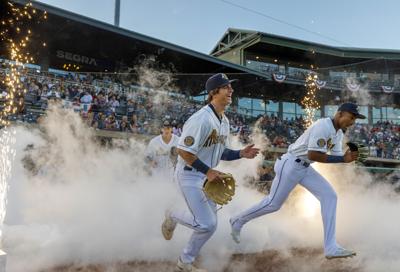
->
1, 106, 400, 272
2, 105, 188, 272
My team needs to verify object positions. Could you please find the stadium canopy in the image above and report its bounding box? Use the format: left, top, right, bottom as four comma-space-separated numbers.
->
210, 28, 400, 71
209, 28, 400, 106
3, 0, 279, 99
3, 2, 400, 106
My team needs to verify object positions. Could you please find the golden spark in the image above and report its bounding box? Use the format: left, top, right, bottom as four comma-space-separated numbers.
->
0, 1, 47, 126
301, 73, 321, 127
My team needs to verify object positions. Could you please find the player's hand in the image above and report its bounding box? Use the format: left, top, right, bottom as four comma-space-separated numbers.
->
240, 144, 260, 159
344, 149, 358, 163
206, 169, 225, 182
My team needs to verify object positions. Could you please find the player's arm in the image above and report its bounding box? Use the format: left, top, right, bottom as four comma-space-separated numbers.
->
145, 140, 157, 168
221, 133, 259, 161
307, 124, 357, 163
221, 148, 241, 161
221, 144, 260, 161
177, 148, 199, 165
146, 157, 157, 168
177, 148, 224, 182
308, 150, 357, 163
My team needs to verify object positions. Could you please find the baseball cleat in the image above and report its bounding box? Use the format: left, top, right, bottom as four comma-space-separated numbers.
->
175, 258, 207, 272
325, 247, 356, 259
161, 210, 177, 240
229, 218, 241, 244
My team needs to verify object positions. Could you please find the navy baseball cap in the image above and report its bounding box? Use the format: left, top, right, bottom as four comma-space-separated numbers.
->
338, 103, 366, 119
162, 120, 172, 127
205, 73, 238, 92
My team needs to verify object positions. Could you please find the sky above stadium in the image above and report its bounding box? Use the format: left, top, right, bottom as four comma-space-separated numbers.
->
36, 0, 400, 54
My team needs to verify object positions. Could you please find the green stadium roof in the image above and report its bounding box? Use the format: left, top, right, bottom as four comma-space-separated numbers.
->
211, 28, 400, 60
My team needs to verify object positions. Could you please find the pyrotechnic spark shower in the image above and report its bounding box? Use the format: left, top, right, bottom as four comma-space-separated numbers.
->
0, 1, 47, 126
301, 73, 321, 127
298, 72, 322, 217
0, 0, 47, 239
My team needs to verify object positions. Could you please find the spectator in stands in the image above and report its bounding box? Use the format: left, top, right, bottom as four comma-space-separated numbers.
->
120, 116, 129, 132
258, 164, 274, 183
108, 95, 120, 112
96, 112, 106, 130
171, 120, 181, 136
80, 91, 93, 104
46, 87, 61, 100
66, 85, 78, 100
139, 121, 151, 134
105, 113, 119, 130
96, 92, 108, 109
272, 135, 288, 148
129, 115, 138, 133
28, 79, 39, 95
376, 142, 384, 158
126, 98, 136, 117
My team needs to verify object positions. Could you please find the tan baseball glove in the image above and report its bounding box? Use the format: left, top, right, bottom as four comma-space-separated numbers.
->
203, 173, 236, 205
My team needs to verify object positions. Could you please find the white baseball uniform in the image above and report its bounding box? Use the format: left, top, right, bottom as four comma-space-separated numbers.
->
170, 104, 230, 264
231, 118, 344, 255
145, 134, 180, 178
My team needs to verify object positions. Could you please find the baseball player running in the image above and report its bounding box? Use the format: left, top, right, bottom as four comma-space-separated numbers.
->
161, 73, 259, 272
230, 103, 365, 259
145, 120, 180, 179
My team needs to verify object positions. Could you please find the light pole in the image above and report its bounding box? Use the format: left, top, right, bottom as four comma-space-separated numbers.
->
114, 0, 121, 26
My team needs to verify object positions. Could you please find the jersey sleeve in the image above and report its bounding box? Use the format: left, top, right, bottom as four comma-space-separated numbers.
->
178, 116, 210, 155
307, 124, 330, 153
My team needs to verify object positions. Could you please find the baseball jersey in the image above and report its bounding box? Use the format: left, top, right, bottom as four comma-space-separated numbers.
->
287, 117, 344, 162
177, 104, 230, 171
146, 134, 180, 171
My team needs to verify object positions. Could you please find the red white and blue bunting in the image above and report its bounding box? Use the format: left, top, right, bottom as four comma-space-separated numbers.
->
272, 73, 286, 83
315, 80, 326, 89
345, 78, 360, 92
381, 85, 394, 94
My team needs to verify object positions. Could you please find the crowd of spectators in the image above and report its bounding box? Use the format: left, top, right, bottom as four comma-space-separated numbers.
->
0, 66, 202, 135
348, 121, 400, 160
257, 114, 305, 148
1, 65, 400, 161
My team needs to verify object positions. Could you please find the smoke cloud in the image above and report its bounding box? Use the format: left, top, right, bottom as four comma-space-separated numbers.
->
1, 100, 400, 272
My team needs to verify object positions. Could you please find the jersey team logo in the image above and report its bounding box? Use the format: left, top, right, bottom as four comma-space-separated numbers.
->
203, 129, 227, 147
327, 138, 335, 150
317, 138, 326, 148
204, 129, 218, 147
184, 136, 195, 146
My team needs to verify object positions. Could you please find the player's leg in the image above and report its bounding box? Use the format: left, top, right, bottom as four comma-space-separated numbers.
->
299, 167, 339, 255
230, 156, 305, 238
174, 185, 217, 264
167, 168, 218, 264
160, 169, 188, 241
170, 170, 216, 229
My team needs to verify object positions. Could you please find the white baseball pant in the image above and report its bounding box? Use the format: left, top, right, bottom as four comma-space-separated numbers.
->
171, 168, 217, 264
231, 152, 339, 255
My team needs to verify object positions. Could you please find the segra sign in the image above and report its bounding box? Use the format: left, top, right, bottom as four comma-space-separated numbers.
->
56, 50, 98, 66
